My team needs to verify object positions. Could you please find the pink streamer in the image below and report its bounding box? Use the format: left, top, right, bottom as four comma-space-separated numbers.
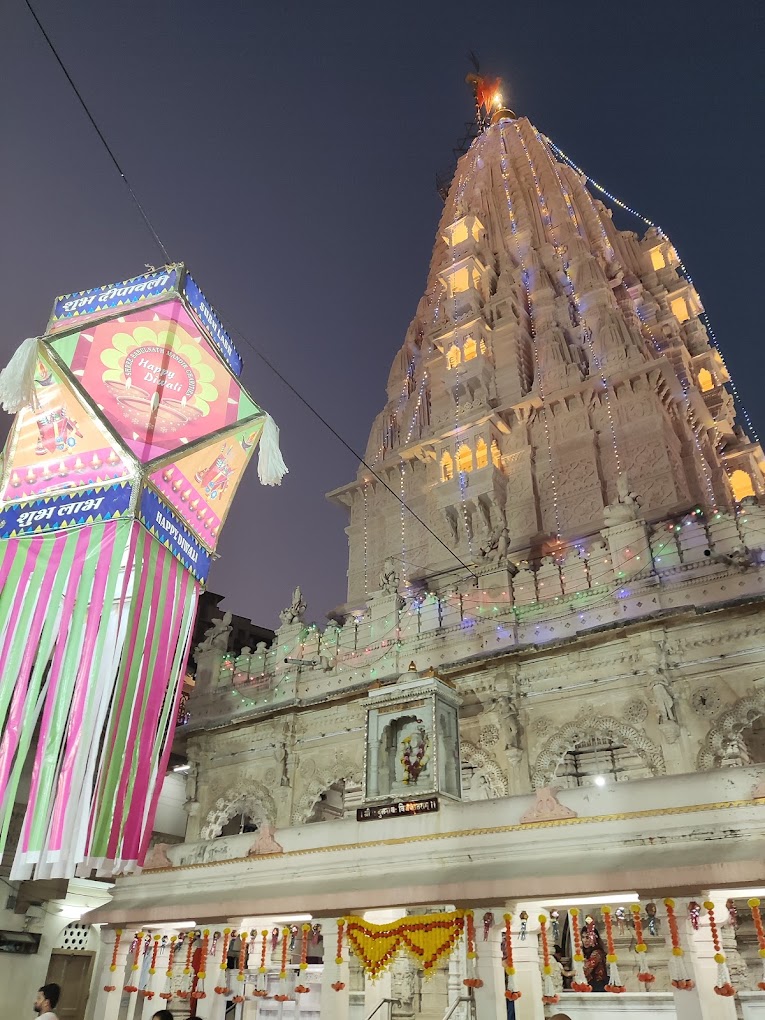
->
105, 538, 166, 861
0, 535, 65, 795
47, 524, 117, 851
137, 578, 198, 866
19, 529, 92, 855
0, 541, 42, 680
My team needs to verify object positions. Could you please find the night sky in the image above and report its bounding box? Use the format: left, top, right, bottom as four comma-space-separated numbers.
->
1, 2, 762, 628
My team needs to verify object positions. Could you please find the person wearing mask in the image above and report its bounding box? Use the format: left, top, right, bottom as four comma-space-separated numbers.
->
33, 984, 60, 1019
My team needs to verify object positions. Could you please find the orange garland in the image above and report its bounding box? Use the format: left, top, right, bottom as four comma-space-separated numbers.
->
103, 928, 123, 993
191, 930, 209, 1000
336, 921, 345, 966
749, 898, 765, 990
602, 907, 625, 993
177, 932, 196, 1000
279, 926, 290, 980
502, 914, 521, 1001
664, 899, 694, 990
539, 915, 559, 1005
705, 902, 734, 997
214, 928, 232, 996
630, 904, 655, 984
568, 909, 591, 992
259, 928, 269, 974
344, 911, 466, 979
236, 931, 249, 983
159, 935, 177, 1001
463, 911, 483, 989
124, 930, 144, 994
300, 923, 311, 971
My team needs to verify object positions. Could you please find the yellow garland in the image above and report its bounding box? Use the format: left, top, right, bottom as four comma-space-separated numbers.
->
343, 911, 466, 979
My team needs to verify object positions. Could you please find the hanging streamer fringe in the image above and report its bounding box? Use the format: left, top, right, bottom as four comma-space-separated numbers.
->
0, 337, 40, 412
258, 413, 288, 486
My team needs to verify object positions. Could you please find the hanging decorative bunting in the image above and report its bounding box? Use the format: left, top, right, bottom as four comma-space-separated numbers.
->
602, 906, 626, 993
705, 902, 735, 997
568, 909, 591, 992
664, 899, 694, 990
539, 915, 559, 1005
0, 265, 286, 880
502, 913, 521, 1001
630, 904, 655, 984
343, 910, 467, 979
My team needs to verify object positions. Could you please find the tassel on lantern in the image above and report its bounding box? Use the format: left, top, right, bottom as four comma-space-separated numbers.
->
257, 414, 288, 486
0, 337, 40, 413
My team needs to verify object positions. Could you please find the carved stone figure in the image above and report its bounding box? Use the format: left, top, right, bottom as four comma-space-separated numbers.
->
391, 954, 417, 1018
603, 473, 641, 527
195, 612, 232, 654
479, 524, 511, 564
494, 693, 522, 763
651, 677, 677, 724
279, 586, 306, 625
379, 556, 400, 595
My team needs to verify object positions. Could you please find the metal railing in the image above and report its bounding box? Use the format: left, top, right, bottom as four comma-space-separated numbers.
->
442, 996, 477, 1020
365, 999, 393, 1020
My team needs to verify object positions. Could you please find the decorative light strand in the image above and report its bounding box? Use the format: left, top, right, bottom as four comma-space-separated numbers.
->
663, 899, 694, 990
601, 906, 626, 993
704, 901, 734, 997
544, 134, 760, 444
568, 909, 591, 991
630, 904, 655, 984
502, 914, 521, 1001
538, 915, 559, 1005
748, 898, 765, 990
497, 122, 563, 540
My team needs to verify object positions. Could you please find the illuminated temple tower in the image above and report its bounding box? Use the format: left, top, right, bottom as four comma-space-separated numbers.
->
85, 88, 765, 1020
330, 105, 764, 603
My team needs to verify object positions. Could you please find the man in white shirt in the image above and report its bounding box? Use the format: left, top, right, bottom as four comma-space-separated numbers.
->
33, 983, 60, 1019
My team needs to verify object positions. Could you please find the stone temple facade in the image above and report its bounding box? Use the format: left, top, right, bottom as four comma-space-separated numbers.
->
88, 105, 765, 1020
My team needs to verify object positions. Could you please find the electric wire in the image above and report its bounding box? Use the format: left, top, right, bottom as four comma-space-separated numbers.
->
21, 0, 478, 584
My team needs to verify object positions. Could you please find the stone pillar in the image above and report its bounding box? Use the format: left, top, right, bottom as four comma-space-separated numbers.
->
87, 927, 130, 1020
509, 906, 545, 1020
659, 898, 737, 1020
602, 519, 651, 579
472, 910, 508, 1020
320, 919, 350, 1020
447, 950, 467, 1020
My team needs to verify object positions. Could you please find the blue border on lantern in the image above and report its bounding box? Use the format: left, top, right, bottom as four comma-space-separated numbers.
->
0, 481, 133, 539
138, 486, 211, 582
181, 272, 243, 377
47, 267, 180, 331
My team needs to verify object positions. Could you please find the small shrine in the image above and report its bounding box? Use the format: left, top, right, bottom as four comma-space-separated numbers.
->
363, 663, 462, 803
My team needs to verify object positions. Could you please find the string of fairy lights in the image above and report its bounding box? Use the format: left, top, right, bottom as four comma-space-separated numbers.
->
544, 135, 760, 445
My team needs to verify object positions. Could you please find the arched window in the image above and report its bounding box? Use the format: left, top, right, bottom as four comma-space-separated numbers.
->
463, 336, 478, 361
554, 735, 652, 789
446, 345, 461, 369
698, 368, 714, 392
475, 437, 488, 469
491, 438, 502, 469
730, 468, 755, 501
457, 444, 473, 474
441, 451, 454, 482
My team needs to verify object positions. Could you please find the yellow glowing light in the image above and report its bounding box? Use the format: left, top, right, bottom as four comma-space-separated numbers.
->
493, 92, 503, 108
649, 247, 666, 271
698, 367, 714, 392
670, 296, 690, 323
730, 469, 755, 501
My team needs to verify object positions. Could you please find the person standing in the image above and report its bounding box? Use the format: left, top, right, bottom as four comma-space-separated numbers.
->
33, 984, 60, 1019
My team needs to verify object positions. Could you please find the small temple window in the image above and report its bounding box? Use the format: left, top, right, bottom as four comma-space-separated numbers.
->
475, 437, 488, 469
446, 344, 461, 369
449, 220, 469, 246
491, 438, 502, 468
451, 267, 471, 294
698, 368, 714, 392
441, 451, 454, 482
649, 247, 666, 271
463, 336, 478, 361
457, 444, 473, 474
670, 296, 690, 323
730, 468, 755, 501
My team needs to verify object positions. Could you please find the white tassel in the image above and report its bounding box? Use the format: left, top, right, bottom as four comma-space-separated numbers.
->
0, 337, 40, 412
257, 413, 288, 486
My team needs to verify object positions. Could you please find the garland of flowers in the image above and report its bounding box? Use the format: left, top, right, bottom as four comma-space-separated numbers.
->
177, 931, 196, 999
664, 900, 694, 989
748, 899, 765, 990
705, 902, 734, 997
464, 911, 482, 989
568, 909, 591, 991
344, 911, 466, 979
538, 915, 559, 1005
231, 931, 248, 1004
191, 930, 209, 1001
502, 914, 521, 1001
602, 907, 626, 992
214, 928, 232, 996
630, 904, 655, 984
103, 928, 123, 993
139, 935, 160, 1000
279, 926, 290, 980
160, 936, 177, 1002
124, 930, 143, 994
258, 928, 268, 974
332, 920, 346, 992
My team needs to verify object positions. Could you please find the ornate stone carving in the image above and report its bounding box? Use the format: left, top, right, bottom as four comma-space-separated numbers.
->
200, 782, 278, 841
460, 740, 508, 799
195, 612, 232, 657
279, 586, 306, 625
531, 717, 666, 789
291, 751, 363, 825
247, 824, 284, 856
697, 693, 765, 769
520, 787, 577, 823
624, 697, 648, 724
691, 685, 723, 718
479, 723, 500, 747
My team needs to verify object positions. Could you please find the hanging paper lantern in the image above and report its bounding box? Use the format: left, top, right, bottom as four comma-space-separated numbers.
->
0, 265, 286, 880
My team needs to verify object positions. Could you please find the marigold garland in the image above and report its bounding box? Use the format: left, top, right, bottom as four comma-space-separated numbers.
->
279, 925, 290, 980
109, 928, 123, 973
300, 922, 311, 970
664, 899, 693, 990
237, 931, 249, 982
259, 928, 269, 974
177, 931, 197, 1000
538, 915, 559, 1005
124, 930, 144, 993
502, 914, 521, 1001
463, 910, 483, 988
749, 898, 765, 990
705, 901, 734, 997
568, 909, 591, 992
336, 920, 345, 966
630, 904, 655, 983
214, 928, 232, 996
344, 911, 466, 979
602, 906, 626, 993
160, 935, 177, 1001
190, 930, 209, 1000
